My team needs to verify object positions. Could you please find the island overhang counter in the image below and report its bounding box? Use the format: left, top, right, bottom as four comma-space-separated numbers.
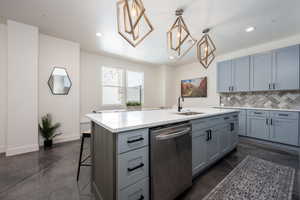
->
86, 108, 239, 200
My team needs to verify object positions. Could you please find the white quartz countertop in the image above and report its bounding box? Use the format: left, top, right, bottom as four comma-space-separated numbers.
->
86, 108, 239, 133
214, 106, 300, 112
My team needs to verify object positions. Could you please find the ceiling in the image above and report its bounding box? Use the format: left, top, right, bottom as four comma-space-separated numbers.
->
0, 0, 300, 66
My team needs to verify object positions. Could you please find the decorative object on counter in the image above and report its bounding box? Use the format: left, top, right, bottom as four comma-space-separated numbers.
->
48, 67, 72, 95
220, 91, 300, 109
203, 156, 295, 200
197, 28, 216, 69
39, 113, 61, 149
181, 77, 207, 97
167, 9, 197, 59
126, 101, 142, 110
116, 0, 154, 47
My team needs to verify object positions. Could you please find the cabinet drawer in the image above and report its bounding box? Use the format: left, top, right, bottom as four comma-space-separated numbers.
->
247, 110, 268, 117
118, 129, 149, 154
270, 111, 299, 120
118, 178, 149, 200
192, 117, 222, 131
118, 147, 149, 189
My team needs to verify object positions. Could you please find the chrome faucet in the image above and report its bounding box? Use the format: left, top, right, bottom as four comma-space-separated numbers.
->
178, 96, 184, 112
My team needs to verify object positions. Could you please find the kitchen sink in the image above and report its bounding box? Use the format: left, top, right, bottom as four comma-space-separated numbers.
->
176, 112, 204, 116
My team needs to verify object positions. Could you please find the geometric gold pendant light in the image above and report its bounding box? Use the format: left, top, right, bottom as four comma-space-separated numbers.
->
116, 0, 154, 47
167, 9, 197, 59
197, 28, 216, 69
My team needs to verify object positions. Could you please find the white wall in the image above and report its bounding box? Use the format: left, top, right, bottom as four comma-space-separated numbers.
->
6, 20, 39, 156
39, 34, 80, 144
170, 33, 300, 108
80, 51, 164, 119
0, 24, 7, 153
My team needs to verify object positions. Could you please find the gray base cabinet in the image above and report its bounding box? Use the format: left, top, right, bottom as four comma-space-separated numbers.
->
192, 113, 239, 176
246, 110, 299, 146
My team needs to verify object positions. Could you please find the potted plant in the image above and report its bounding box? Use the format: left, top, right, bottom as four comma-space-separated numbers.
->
39, 113, 61, 149
126, 101, 142, 111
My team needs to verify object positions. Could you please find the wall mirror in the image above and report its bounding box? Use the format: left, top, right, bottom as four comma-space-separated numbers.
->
48, 67, 72, 95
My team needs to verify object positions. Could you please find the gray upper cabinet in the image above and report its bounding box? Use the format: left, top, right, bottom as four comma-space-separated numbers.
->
218, 44, 300, 93
217, 60, 232, 92
273, 45, 300, 90
232, 56, 250, 92
250, 52, 273, 91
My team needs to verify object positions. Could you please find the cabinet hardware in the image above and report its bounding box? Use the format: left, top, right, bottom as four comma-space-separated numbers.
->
224, 117, 230, 120
266, 118, 269, 125
138, 195, 144, 200
269, 83, 271, 89
272, 83, 275, 89
230, 123, 234, 131
209, 130, 212, 140
254, 112, 262, 114
127, 137, 144, 144
127, 163, 144, 172
228, 86, 231, 91
278, 114, 288, 117
231, 86, 234, 91
206, 130, 210, 141
270, 118, 273, 125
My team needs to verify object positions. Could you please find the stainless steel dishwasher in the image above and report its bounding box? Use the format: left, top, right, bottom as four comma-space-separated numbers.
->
150, 122, 192, 200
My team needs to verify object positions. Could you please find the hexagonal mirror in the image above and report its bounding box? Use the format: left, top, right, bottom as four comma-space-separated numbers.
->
48, 67, 72, 95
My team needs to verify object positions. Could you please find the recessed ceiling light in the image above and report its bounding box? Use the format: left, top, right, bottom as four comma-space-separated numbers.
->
96, 32, 102, 37
169, 56, 174, 60
245, 26, 255, 32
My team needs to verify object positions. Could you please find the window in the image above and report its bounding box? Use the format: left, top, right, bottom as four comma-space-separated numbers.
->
126, 71, 144, 104
102, 66, 124, 105
101, 67, 144, 106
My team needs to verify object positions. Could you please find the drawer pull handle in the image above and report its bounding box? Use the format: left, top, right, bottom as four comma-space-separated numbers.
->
224, 117, 229, 120
138, 195, 144, 200
278, 114, 289, 117
254, 112, 262, 114
128, 163, 144, 172
127, 137, 144, 144
206, 130, 210, 141
230, 123, 235, 131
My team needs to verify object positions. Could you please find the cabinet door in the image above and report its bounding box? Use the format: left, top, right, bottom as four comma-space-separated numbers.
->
229, 121, 239, 148
218, 125, 230, 154
270, 118, 299, 146
192, 130, 208, 176
250, 52, 273, 91
273, 45, 300, 90
217, 60, 232, 92
239, 113, 246, 136
232, 56, 250, 92
247, 115, 269, 140
207, 129, 220, 163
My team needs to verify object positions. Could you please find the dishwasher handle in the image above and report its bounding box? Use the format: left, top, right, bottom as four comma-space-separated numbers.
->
155, 127, 191, 141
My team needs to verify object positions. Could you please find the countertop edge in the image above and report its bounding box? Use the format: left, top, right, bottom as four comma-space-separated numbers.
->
86, 109, 239, 133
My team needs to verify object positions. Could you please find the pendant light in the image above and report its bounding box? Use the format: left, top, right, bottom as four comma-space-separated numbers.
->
197, 28, 216, 69
167, 9, 197, 59
117, 0, 154, 47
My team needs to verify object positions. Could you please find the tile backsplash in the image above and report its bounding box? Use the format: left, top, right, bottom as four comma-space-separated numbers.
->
220, 91, 300, 109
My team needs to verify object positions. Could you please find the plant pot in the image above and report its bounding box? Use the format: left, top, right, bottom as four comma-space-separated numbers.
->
44, 140, 53, 149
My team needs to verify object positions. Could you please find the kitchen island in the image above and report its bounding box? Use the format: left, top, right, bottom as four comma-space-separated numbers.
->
86, 108, 239, 200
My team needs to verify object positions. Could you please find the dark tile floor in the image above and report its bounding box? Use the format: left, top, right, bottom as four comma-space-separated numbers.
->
0, 138, 299, 200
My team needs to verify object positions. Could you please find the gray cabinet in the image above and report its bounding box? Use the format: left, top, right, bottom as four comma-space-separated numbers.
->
247, 111, 269, 140
250, 52, 273, 91
238, 110, 247, 136
246, 110, 299, 146
217, 57, 250, 93
232, 56, 250, 92
273, 45, 300, 90
217, 60, 232, 92
192, 130, 207, 175
207, 128, 220, 163
192, 113, 239, 176
269, 111, 299, 146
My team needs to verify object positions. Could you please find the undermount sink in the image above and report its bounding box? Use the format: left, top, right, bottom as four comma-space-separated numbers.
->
176, 112, 204, 116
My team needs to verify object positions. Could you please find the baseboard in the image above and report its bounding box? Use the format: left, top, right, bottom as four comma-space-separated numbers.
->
0, 145, 5, 153
6, 144, 39, 156
53, 134, 80, 144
